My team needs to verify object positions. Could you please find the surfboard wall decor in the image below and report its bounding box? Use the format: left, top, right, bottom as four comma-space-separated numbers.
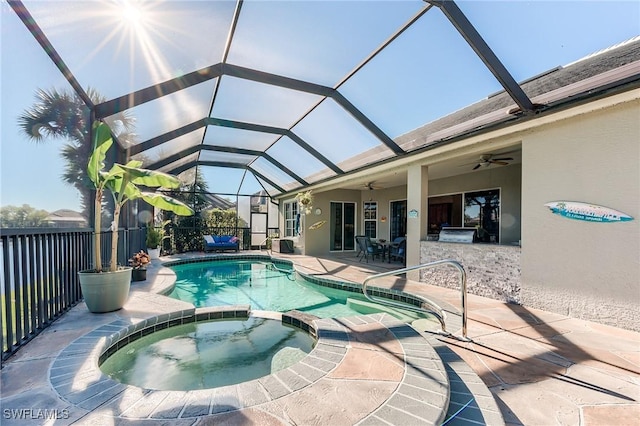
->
544, 201, 634, 223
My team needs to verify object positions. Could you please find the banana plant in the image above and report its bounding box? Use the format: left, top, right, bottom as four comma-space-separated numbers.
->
88, 121, 194, 272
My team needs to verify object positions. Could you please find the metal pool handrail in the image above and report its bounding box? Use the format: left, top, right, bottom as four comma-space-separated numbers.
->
266, 262, 296, 280
258, 237, 271, 254
362, 259, 468, 339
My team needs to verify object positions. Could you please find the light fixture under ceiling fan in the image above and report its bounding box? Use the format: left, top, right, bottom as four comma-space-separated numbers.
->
470, 154, 514, 170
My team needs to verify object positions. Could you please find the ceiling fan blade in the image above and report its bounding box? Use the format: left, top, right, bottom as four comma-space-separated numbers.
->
472, 164, 481, 170
492, 157, 514, 161
363, 181, 385, 190
490, 160, 510, 166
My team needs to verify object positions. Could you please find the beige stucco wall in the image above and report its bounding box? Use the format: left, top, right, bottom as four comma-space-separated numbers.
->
297, 186, 410, 256
520, 100, 640, 330
300, 189, 360, 256
298, 166, 522, 255
278, 95, 639, 331
428, 164, 522, 244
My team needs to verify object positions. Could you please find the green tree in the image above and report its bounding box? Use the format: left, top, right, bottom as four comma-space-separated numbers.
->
17, 87, 136, 221
163, 167, 210, 215
0, 204, 50, 228
161, 168, 212, 253
203, 208, 247, 228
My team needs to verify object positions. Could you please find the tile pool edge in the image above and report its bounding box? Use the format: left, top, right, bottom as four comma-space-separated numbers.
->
47, 304, 455, 423
48, 305, 350, 418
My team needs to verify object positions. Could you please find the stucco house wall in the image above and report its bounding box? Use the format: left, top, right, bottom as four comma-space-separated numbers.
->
281, 97, 639, 331
301, 189, 360, 256
520, 99, 640, 330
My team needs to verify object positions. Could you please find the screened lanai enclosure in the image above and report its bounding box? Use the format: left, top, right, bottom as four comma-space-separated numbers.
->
5, 0, 558, 251
3, 0, 639, 359
6, 0, 636, 244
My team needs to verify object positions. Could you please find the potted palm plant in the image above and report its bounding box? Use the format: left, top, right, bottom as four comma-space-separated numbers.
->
78, 121, 194, 312
145, 226, 163, 259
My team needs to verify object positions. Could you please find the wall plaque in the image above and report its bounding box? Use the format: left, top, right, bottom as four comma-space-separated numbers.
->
545, 201, 633, 223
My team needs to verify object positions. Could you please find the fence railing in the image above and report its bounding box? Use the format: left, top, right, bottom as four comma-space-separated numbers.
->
1, 227, 145, 365
1, 223, 278, 365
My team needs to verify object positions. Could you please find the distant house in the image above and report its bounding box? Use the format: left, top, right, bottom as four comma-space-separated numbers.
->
251, 190, 269, 213
203, 193, 235, 211
46, 209, 87, 228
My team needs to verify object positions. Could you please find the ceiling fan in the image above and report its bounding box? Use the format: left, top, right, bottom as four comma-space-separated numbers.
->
362, 181, 384, 190
470, 154, 514, 170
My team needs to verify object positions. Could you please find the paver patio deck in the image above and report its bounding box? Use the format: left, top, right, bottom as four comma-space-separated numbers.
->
1, 251, 638, 425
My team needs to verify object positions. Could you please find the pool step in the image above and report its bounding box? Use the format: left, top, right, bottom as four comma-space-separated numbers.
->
347, 297, 433, 324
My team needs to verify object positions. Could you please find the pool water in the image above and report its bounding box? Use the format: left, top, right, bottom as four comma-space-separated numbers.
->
100, 317, 314, 390
168, 260, 424, 320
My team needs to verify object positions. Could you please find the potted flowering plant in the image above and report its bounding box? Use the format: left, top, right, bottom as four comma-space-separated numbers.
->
129, 251, 151, 282
78, 121, 194, 313
296, 190, 314, 214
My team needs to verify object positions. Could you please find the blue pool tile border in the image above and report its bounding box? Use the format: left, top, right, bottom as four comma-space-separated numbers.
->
96, 306, 256, 365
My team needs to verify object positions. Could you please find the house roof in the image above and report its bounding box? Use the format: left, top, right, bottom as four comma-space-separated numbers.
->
46, 209, 86, 223
396, 37, 640, 152
203, 194, 236, 211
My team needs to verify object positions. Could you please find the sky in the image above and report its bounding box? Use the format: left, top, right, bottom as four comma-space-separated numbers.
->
1, 0, 639, 213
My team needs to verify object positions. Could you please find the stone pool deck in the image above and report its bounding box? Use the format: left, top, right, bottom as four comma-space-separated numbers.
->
1, 252, 639, 425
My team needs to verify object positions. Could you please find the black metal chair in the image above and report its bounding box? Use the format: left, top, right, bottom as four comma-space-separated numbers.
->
354, 235, 366, 258
389, 237, 406, 264
357, 236, 384, 263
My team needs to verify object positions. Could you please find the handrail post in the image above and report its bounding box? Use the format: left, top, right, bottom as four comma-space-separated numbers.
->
362, 259, 469, 339
459, 263, 468, 338
259, 237, 271, 255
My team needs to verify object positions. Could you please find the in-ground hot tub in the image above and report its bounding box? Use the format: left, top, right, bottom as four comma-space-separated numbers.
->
99, 310, 315, 391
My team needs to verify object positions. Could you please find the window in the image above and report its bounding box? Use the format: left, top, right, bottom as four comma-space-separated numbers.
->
284, 201, 299, 237
363, 201, 377, 238
428, 189, 501, 243
464, 189, 500, 243
428, 194, 462, 234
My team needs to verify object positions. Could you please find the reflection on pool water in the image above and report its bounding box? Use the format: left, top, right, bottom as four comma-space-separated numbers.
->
168, 260, 431, 322
100, 316, 314, 391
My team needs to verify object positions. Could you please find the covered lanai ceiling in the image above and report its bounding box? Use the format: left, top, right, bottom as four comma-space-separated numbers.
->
9, 0, 638, 199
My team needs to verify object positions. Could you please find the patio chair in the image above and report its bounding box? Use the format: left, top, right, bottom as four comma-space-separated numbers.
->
389, 237, 406, 264
354, 235, 366, 258
357, 236, 384, 263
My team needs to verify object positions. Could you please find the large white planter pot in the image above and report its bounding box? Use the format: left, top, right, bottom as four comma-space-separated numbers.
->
78, 268, 132, 313
148, 248, 160, 260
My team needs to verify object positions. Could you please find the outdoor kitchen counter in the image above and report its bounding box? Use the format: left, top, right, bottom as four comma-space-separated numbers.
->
420, 240, 521, 304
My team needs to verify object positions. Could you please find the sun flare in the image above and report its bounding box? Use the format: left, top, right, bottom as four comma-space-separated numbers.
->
121, 1, 144, 27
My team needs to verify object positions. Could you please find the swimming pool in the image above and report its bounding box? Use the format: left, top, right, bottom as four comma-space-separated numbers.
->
167, 258, 434, 324
96, 258, 438, 394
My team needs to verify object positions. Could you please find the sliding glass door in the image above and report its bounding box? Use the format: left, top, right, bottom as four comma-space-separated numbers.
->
390, 200, 407, 241
330, 202, 356, 251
